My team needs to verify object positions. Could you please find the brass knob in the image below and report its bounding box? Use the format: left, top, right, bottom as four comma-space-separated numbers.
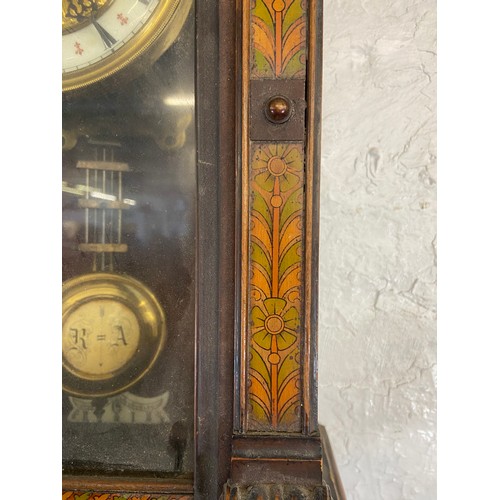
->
265, 96, 292, 124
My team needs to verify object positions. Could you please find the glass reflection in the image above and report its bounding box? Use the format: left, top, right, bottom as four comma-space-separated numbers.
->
62, 7, 195, 479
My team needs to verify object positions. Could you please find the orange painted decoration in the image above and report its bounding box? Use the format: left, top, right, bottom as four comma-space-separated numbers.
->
251, 0, 307, 78
247, 143, 304, 432
62, 493, 191, 500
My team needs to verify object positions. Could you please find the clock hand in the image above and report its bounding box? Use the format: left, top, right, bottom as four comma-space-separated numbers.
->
91, 16, 117, 49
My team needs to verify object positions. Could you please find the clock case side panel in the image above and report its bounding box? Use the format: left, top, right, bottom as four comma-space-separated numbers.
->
194, 0, 237, 498
224, 0, 336, 497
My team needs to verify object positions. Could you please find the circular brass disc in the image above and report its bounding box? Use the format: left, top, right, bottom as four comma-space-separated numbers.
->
62, 272, 166, 397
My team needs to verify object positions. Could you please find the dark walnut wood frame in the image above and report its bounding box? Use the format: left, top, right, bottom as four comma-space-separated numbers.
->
62, 0, 345, 498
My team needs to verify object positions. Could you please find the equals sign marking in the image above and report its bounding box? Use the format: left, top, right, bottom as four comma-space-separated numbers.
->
97, 335, 106, 341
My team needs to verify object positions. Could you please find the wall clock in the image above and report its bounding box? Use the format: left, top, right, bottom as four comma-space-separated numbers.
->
61, 0, 342, 498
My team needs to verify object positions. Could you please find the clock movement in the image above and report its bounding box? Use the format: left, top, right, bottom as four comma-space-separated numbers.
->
62, 0, 343, 498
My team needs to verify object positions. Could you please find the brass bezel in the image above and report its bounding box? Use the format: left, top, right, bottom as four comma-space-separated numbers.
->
62, 0, 192, 93
62, 272, 167, 397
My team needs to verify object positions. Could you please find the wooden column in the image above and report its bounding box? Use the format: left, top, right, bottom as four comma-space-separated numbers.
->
227, 0, 330, 497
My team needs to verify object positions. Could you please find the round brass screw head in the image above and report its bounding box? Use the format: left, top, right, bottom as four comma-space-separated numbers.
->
265, 96, 292, 124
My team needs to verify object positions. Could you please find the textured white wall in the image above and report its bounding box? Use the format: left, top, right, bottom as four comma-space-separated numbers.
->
318, 0, 436, 498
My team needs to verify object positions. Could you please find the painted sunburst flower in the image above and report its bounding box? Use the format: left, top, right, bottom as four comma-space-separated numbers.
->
252, 144, 303, 192
251, 297, 299, 350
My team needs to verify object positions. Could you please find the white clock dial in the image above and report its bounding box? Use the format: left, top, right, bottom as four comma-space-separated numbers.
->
62, 0, 191, 92
62, 0, 160, 75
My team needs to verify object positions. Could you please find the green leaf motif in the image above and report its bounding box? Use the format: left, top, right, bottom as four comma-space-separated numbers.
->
74, 494, 92, 500
282, 0, 305, 33
252, 190, 272, 228
280, 186, 303, 232
250, 347, 271, 387
250, 240, 272, 279
254, 0, 274, 30
279, 241, 301, 281
278, 350, 300, 389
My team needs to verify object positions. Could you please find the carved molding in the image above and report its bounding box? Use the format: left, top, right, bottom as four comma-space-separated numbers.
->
222, 482, 333, 500
62, 493, 192, 500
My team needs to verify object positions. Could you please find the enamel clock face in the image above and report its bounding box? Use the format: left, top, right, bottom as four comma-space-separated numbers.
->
62, 0, 191, 92
62, 273, 167, 397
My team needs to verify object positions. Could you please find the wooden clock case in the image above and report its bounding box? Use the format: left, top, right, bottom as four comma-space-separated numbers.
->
62, 0, 344, 498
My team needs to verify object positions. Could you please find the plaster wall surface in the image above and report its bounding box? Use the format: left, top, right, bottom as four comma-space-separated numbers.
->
318, 1, 436, 498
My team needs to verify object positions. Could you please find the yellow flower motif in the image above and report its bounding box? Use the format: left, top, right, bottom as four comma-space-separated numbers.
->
251, 298, 299, 350
252, 145, 303, 192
